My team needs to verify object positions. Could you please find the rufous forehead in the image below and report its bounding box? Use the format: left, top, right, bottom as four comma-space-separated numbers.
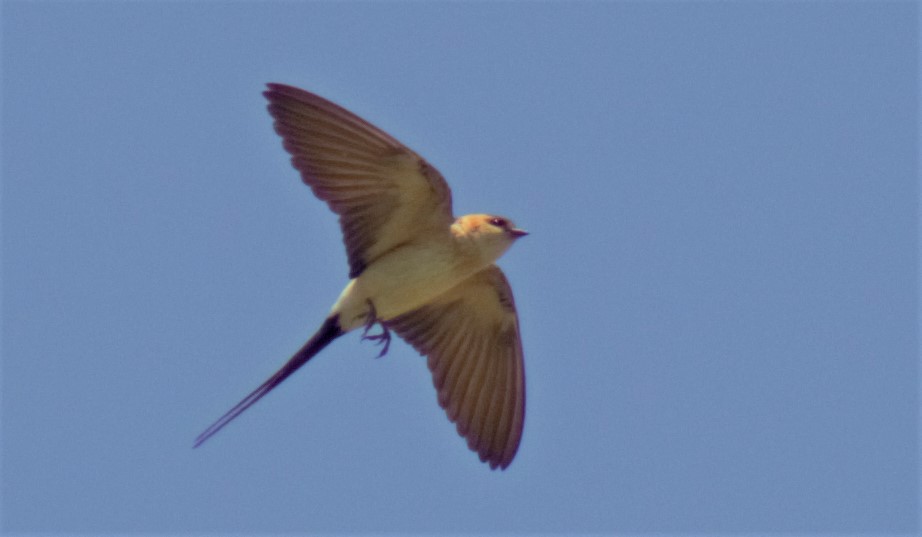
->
461, 215, 488, 228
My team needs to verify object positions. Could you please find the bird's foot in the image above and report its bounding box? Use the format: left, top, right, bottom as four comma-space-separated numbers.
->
361, 300, 391, 358
363, 328, 392, 358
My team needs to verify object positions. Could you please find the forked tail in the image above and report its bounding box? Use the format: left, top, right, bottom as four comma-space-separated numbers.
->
193, 315, 343, 447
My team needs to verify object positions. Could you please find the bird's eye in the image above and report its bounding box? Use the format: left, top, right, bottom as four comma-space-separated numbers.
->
488, 217, 507, 228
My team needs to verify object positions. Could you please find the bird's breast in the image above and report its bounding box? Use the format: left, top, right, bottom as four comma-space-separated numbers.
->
332, 240, 481, 331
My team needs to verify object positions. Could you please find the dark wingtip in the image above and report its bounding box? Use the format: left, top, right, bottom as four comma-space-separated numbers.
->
264, 82, 312, 102
263, 83, 288, 104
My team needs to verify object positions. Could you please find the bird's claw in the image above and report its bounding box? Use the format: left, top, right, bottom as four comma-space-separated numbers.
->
361, 300, 392, 358
362, 328, 391, 358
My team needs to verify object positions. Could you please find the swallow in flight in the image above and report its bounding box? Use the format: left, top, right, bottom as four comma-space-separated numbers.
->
194, 84, 527, 469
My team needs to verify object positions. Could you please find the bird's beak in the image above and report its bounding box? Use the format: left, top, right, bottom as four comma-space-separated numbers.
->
509, 228, 529, 238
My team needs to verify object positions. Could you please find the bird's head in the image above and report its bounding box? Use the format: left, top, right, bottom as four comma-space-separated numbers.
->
454, 214, 528, 263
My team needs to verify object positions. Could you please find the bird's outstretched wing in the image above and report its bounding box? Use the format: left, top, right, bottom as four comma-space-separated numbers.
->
264, 84, 454, 278
386, 265, 525, 469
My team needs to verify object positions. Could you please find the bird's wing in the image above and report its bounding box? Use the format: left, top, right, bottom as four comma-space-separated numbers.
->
264, 83, 454, 278
386, 265, 525, 470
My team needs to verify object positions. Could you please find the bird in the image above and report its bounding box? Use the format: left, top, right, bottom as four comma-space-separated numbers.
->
194, 83, 527, 470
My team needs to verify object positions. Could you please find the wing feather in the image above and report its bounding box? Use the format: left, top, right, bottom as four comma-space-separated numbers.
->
474, 343, 505, 461
264, 83, 454, 278
447, 331, 484, 426
468, 339, 500, 452
443, 324, 476, 419
387, 265, 525, 470
500, 338, 525, 464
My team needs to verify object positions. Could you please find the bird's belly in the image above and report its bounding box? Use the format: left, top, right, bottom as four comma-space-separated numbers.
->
332, 242, 477, 331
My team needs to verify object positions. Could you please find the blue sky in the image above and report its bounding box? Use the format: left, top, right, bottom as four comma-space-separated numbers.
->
2, 2, 918, 534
